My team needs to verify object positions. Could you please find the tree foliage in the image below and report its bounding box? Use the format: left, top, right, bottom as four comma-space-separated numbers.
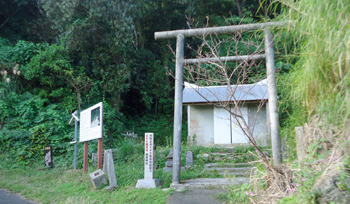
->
0, 0, 278, 163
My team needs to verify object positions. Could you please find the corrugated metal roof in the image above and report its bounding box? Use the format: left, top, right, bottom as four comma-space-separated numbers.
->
183, 79, 268, 104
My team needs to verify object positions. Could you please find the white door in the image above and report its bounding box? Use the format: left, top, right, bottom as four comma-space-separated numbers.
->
214, 105, 249, 144
214, 107, 231, 144
231, 105, 249, 143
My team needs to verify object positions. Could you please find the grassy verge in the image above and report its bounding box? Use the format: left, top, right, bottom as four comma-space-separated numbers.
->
0, 161, 172, 204
0, 142, 259, 203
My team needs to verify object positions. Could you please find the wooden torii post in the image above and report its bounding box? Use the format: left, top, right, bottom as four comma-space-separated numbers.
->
154, 21, 288, 185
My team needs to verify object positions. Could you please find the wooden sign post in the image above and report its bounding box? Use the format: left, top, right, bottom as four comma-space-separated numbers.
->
83, 142, 88, 173
97, 138, 103, 169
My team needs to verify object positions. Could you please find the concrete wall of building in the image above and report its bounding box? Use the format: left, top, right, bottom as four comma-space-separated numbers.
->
188, 105, 214, 145
187, 102, 271, 147
247, 103, 271, 146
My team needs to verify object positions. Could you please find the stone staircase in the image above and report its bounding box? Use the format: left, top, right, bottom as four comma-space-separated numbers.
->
169, 161, 254, 189
199, 150, 271, 162
199, 152, 255, 163
165, 149, 262, 190
204, 162, 254, 177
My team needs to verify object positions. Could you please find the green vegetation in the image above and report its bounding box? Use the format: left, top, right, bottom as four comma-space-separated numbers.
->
1, 0, 349, 203
0, 0, 274, 165
0, 141, 258, 203
279, 0, 350, 137
0, 162, 172, 204
278, 0, 350, 170
1, 2, 273, 202
224, 0, 350, 203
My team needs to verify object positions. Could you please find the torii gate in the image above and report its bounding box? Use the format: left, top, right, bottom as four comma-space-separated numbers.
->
154, 21, 287, 185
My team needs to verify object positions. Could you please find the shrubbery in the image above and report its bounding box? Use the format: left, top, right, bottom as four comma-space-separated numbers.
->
0, 92, 72, 163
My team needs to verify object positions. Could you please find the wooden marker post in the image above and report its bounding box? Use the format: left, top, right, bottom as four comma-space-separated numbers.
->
83, 141, 89, 173
44, 145, 53, 169
97, 138, 103, 169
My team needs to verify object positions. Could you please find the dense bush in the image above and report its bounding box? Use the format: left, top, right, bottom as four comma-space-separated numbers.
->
0, 92, 72, 164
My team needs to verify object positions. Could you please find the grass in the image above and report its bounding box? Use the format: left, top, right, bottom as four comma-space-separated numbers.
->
0, 161, 172, 204
277, 0, 350, 128
0, 141, 258, 203
274, 0, 350, 155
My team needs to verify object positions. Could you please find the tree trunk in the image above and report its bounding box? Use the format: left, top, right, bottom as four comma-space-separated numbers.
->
77, 92, 82, 111
111, 93, 121, 112
234, 0, 243, 16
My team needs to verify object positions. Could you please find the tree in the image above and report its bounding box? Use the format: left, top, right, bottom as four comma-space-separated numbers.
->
23, 44, 95, 112
0, 0, 54, 43
41, 0, 135, 111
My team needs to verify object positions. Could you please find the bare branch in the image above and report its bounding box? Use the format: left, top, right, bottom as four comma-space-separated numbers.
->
0, 8, 19, 29
180, 25, 270, 164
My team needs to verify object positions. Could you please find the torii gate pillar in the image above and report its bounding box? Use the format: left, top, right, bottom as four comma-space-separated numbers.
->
172, 34, 184, 184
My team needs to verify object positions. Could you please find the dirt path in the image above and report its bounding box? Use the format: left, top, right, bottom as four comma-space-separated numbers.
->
0, 189, 37, 204
166, 188, 226, 204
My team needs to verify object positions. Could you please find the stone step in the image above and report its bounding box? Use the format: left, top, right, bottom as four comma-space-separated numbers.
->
204, 162, 254, 169
199, 153, 255, 162
199, 151, 270, 162
169, 178, 250, 189
163, 166, 186, 173
200, 144, 272, 152
218, 171, 247, 176
204, 163, 254, 177
206, 167, 253, 172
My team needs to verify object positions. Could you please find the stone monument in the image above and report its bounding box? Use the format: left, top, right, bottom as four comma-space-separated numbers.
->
92, 153, 97, 167
163, 149, 185, 172
89, 169, 107, 188
136, 133, 160, 188
186, 151, 193, 167
103, 149, 118, 190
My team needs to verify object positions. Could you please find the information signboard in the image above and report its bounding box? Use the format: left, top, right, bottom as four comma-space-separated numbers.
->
79, 102, 103, 142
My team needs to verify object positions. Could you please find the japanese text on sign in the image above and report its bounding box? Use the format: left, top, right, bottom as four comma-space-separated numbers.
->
144, 133, 154, 180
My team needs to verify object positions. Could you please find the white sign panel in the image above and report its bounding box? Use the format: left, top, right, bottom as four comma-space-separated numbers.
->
144, 133, 154, 179
79, 102, 103, 142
